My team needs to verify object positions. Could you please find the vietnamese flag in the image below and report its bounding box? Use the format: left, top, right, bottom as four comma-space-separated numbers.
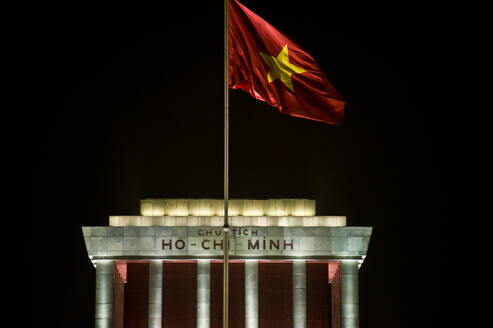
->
228, 0, 345, 125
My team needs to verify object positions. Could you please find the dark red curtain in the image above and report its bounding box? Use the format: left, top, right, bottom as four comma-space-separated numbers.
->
113, 262, 126, 328
162, 261, 197, 328
306, 262, 331, 328
124, 262, 149, 328
328, 262, 341, 328
258, 261, 293, 328
210, 261, 245, 328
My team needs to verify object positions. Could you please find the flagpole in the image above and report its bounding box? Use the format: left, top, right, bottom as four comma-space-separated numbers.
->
223, 1, 230, 328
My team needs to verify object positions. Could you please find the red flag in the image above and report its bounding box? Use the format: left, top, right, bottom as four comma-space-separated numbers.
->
228, 0, 345, 125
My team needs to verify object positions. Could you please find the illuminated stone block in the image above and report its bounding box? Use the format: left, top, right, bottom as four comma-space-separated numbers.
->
162, 199, 175, 216
242, 199, 253, 215
211, 199, 223, 215
176, 199, 189, 216
140, 199, 153, 216
152, 199, 164, 216
190, 199, 201, 216
107, 227, 123, 236
304, 199, 316, 216
108, 237, 123, 251
252, 199, 264, 215
229, 199, 242, 215
264, 199, 276, 216
348, 237, 364, 252
92, 227, 108, 236
200, 199, 213, 216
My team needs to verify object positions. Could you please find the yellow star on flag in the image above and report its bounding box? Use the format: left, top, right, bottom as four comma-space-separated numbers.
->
259, 44, 306, 91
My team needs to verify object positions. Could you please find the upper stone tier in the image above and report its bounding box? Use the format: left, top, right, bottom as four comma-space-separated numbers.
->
140, 199, 316, 217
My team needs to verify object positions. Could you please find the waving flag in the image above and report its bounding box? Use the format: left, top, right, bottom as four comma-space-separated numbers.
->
228, 0, 345, 125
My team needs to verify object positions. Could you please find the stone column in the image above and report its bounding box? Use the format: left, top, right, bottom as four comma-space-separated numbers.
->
197, 260, 211, 328
341, 260, 359, 328
95, 260, 114, 328
149, 260, 163, 328
245, 260, 258, 328
293, 260, 306, 328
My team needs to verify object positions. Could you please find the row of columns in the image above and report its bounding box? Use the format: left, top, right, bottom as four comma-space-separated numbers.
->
94, 260, 359, 328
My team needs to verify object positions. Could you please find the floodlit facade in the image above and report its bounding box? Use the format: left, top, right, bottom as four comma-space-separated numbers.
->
82, 199, 372, 328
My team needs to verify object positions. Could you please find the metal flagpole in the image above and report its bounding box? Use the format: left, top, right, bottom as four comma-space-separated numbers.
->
223, 1, 230, 328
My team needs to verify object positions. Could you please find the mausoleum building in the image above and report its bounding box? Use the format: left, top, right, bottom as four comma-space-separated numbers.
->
82, 198, 372, 328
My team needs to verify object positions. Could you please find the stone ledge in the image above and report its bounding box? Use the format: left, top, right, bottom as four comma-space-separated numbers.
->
109, 215, 346, 227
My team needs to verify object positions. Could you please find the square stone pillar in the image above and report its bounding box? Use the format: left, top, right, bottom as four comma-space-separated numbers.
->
341, 260, 359, 328
149, 260, 163, 328
245, 260, 258, 328
95, 261, 114, 328
197, 260, 211, 328
293, 260, 306, 328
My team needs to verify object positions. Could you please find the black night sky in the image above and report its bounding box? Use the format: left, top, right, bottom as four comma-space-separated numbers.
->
29, 1, 451, 327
